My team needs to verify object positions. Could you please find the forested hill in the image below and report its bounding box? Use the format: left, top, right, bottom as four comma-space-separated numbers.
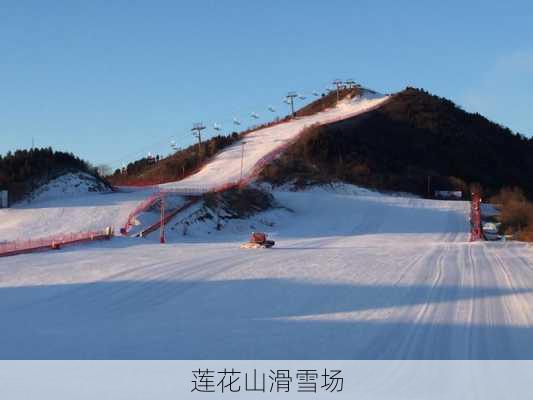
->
0, 148, 102, 203
261, 87, 533, 198
106, 88, 359, 187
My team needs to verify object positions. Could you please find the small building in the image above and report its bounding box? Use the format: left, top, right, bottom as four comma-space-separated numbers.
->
434, 190, 462, 200
0, 190, 8, 208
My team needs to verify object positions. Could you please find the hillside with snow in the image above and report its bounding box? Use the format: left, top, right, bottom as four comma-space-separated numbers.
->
160, 90, 389, 192
0, 172, 151, 241
1, 89, 389, 242
1, 85, 533, 360
28, 172, 110, 203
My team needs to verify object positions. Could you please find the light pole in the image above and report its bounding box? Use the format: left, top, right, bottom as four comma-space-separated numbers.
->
159, 192, 166, 244
240, 141, 246, 183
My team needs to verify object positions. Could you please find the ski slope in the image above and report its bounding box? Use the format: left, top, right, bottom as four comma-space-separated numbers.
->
1, 186, 533, 359
160, 92, 389, 192
0, 94, 388, 243
0, 173, 153, 242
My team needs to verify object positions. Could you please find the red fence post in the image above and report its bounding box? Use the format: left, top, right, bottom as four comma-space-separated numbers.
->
470, 193, 483, 241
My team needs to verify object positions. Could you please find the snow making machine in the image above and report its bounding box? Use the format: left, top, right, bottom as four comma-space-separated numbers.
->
240, 232, 275, 249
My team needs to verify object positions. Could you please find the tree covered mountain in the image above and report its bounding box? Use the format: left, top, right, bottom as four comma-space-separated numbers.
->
261, 87, 533, 199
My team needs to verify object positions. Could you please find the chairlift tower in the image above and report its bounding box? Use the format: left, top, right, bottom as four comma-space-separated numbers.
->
191, 122, 206, 147
332, 79, 343, 103
286, 92, 298, 117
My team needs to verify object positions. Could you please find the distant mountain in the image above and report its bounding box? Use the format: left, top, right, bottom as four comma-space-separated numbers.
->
106, 85, 532, 199
261, 87, 533, 198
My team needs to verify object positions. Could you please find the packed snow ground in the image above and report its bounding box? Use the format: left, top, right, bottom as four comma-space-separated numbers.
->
160, 92, 389, 192
0, 183, 153, 241
1, 96, 532, 359
1, 185, 533, 359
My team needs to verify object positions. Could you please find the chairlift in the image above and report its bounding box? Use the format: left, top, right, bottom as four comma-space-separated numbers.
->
345, 79, 356, 88
268, 106, 276, 112
251, 112, 260, 119
147, 152, 157, 163
233, 118, 241, 126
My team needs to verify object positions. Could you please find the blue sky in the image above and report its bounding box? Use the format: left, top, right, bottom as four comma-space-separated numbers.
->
1, 0, 532, 168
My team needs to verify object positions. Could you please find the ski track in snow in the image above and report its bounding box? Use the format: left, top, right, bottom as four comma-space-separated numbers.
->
1, 95, 532, 359
1, 187, 533, 359
159, 93, 390, 191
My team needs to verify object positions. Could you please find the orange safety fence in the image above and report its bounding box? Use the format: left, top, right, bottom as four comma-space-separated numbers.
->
136, 197, 201, 238
0, 228, 113, 258
121, 189, 209, 234
121, 192, 162, 234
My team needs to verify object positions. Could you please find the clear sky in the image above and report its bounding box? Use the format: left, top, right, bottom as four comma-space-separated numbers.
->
1, 0, 532, 168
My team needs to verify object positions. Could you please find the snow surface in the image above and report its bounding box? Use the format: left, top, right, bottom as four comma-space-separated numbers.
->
1, 185, 533, 359
29, 172, 109, 203
2, 94, 533, 360
160, 93, 390, 192
0, 186, 153, 241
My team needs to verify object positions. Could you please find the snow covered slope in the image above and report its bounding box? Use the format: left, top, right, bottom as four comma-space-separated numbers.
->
29, 172, 109, 203
160, 92, 389, 192
0, 185, 153, 242
2, 185, 533, 359
1, 93, 388, 242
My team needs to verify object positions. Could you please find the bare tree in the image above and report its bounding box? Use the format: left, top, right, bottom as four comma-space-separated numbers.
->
96, 164, 113, 177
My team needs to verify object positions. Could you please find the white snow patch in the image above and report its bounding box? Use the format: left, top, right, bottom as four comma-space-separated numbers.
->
29, 172, 109, 203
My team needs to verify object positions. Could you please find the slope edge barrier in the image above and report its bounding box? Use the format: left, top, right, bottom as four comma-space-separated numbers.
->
0, 228, 113, 258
